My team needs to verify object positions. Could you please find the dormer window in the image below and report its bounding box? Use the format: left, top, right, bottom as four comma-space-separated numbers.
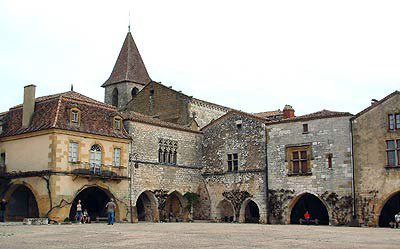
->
70, 108, 81, 125
113, 116, 122, 130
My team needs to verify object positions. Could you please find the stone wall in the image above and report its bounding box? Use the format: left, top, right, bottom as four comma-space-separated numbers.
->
126, 120, 209, 220
125, 82, 192, 125
352, 93, 400, 226
202, 113, 267, 223
104, 82, 145, 109
266, 115, 353, 225
188, 100, 228, 129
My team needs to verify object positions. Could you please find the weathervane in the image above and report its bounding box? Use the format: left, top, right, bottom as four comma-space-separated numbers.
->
128, 11, 131, 32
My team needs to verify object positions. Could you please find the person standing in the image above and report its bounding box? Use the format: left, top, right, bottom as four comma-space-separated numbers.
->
76, 200, 83, 224
105, 198, 116, 225
0, 199, 7, 222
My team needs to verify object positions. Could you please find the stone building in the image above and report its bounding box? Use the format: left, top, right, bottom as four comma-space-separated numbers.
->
1, 28, 397, 227
266, 109, 354, 225
0, 86, 131, 222
202, 111, 269, 224
352, 91, 400, 227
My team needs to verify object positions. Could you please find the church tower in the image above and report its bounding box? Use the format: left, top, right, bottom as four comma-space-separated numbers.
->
102, 30, 151, 109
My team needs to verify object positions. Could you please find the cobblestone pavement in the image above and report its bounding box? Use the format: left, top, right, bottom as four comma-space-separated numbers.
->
0, 222, 399, 249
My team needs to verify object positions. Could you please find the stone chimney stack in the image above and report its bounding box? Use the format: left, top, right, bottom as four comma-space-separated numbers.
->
283, 105, 295, 119
22, 84, 36, 127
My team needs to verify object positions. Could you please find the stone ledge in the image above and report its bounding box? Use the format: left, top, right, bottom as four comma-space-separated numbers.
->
23, 218, 49, 225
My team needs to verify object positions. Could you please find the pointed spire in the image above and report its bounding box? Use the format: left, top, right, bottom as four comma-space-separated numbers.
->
102, 31, 151, 87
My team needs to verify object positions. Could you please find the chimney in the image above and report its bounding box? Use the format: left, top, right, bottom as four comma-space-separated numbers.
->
283, 105, 295, 119
371, 99, 378, 105
22, 84, 36, 127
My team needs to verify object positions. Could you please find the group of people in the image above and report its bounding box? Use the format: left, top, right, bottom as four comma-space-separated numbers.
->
75, 198, 116, 225
75, 200, 91, 224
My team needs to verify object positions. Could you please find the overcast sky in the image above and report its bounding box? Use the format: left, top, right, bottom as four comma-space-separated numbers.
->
1, 0, 399, 115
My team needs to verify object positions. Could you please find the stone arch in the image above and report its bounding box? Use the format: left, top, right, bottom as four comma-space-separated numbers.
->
165, 190, 187, 222
239, 198, 261, 223
3, 183, 39, 221
135, 190, 159, 222
216, 199, 235, 222
112, 88, 119, 107
69, 186, 119, 222
377, 190, 400, 227
288, 192, 330, 225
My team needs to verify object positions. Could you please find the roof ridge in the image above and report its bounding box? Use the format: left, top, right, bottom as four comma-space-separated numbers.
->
52, 95, 63, 127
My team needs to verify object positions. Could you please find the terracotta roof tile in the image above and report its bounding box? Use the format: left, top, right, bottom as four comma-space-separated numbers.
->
266, 109, 352, 125
1, 91, 130, 139
253, 110, 283, 119
121, 111, 201, 134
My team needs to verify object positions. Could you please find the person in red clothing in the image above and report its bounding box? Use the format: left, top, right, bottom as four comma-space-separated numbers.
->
304, 211, 310, 221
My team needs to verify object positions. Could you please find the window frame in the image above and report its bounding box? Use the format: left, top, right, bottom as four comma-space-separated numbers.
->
113, 147, 121, 167
386, 139, 400, 167
286, 145, 312, 176
388, 113, 400, 131
113, 116, 122, 131
68, 141, 79, 163
302, 123, 309, 134
0, 152, 6, 167
227, 153, 239, 172
70, 108, 81, 125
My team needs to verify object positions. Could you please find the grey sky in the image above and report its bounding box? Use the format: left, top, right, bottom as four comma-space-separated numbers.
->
1, 0, 399, 115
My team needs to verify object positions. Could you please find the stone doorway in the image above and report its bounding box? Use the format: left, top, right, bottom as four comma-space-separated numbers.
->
244, 200, 260, 223
290, 193, 329, 225
6, 185, 39, 221
379, 191, 400, 227
136, 191, 158, 222
216, 199, 235, 222
69, 187, 116, 222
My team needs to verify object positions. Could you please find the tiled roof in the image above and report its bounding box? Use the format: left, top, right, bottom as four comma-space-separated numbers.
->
121, 111, 202, 134
201, 110, 267, 131
253, 110, 283, 119
102, 32, 151, 87
266, 109, 352, 125
351, 91, 400, 120
1, 91, 130, 139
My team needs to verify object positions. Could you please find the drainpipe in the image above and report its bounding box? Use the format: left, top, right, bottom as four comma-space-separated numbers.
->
350, 120, 356, 220
265, 126, 270, 224
129, 135, 135, 224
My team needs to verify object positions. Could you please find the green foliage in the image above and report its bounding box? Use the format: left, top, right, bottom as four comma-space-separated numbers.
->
63, 217, 70, 222
184, 192, 199, 211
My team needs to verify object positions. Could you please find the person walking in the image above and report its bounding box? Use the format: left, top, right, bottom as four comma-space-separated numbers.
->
105, 198, 116, 225
0, 199, 7, 222
76, 200, 83, 224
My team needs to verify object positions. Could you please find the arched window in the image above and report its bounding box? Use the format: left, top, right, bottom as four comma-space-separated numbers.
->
158, 148, 163, 163
173, 150, 177, 165
90, 144, 102, 174
168, 150, 173, 164
131, 87, 139, 98
163, 148, 168, 163
112, 88, 119, 107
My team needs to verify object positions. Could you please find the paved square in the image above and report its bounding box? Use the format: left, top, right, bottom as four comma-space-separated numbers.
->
1, 222, 399, 249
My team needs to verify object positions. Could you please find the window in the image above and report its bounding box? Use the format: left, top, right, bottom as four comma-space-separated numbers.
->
388, 113, 400, 130
236, 120, 242, 129
68, 142, 78, 163
287, 146, 312, 175
90, 144, 102, 174
386, 139, 400, 166
158, 138, 178, 165
327, 153, 333, 169
71, 110, 79, 123
227, 153, 239, 172
303, 124, 309, 133
131, 87, 139, 98
113, 148, 121, 167
113, 117, 122, 130
0, 153, 5, 167
112, 88, 119, 107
